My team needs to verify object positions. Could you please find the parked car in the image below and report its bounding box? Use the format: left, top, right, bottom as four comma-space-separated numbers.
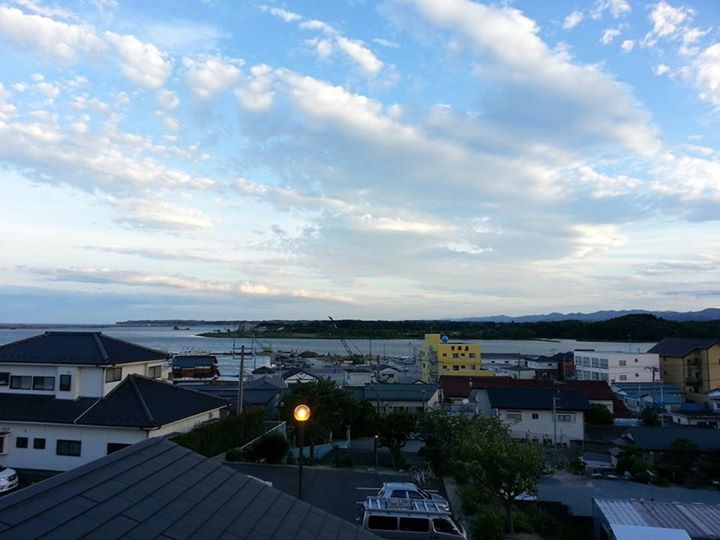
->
0, 466, 18, 494
377, 482, 450, 512
361, 496, 465, 539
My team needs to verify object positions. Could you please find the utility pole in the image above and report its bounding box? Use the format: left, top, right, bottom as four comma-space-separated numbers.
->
237, 345, 245, 414
552, 394, 559, 447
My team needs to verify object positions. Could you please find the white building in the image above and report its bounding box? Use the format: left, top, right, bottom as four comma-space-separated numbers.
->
474, 387, 589, 445
0, 332, 228, 471
574, 351, 659, 384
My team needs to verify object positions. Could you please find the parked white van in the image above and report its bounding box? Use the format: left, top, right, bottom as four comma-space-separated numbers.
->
361, 497, 466, 539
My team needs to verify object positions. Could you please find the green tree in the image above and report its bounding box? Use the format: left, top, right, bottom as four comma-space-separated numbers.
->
585, 404, 614, 425
416, 408, 472, 474
641, 407, 660, 426
657, 438, 699, 483
378, 410, 418, 467
451, 416, 546, 533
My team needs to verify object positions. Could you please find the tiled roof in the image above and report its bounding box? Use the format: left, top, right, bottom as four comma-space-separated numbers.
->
0, 332, 169, 366
172, 355, 217, 368
484, 387, 591, 411
441, 375, 614, 400
0, 376, 227, 428
0, 438, 380, 540
595, 498, 720, 538
349, 383, 439, 402
648, 337, 720, 357
624, 426, 720, 452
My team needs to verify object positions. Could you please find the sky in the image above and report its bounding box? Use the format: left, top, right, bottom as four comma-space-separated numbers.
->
0, 0, 719, 323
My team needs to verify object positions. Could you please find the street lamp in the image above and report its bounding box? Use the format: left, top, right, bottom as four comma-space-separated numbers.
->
293, 404, 311, 500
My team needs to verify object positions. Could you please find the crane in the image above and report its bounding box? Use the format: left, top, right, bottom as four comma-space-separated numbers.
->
328, 316, 360, 358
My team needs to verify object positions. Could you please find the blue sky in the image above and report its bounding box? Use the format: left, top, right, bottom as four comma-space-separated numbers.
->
0, 0, 719, 323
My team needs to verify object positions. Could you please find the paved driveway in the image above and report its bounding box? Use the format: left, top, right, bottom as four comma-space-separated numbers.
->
226, 463, 444, 523
539, 471, 720, 516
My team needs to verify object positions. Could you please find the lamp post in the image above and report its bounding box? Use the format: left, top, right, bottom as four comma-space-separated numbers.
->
293, 404, 311, 500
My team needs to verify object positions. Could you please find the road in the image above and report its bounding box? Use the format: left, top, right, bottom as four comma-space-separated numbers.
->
226, 463, 444, 523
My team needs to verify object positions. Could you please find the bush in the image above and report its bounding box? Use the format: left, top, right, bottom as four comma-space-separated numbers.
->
521, 505, 561, 539
225, 448, 244, 462
473, 510, 505, 540
339, 455, 355, 468
460, 487, 489, 515
246, 433, 289, 464
172, 408, 266, 457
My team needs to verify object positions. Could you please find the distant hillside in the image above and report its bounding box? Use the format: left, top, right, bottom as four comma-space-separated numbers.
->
458, 308, 720, 323
196, 314, 720, 342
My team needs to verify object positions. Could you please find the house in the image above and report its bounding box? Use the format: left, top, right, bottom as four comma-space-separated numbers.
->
171, 355, 219, 382
377, 364, 402, 383
493, 365, 536, 379
0, 438, 379, 539
574, 350, 660, 384
250, 365, 277, 379
668, 404, 720, 428
612, 382, 685, 412
474, 387, 590, 445
480, 352, 523, 368
593, 498, 720, 540
648, 338, 720, 397
178, 377, 286, 418
611, 426, 720, 466
440, 376, 616, 413
281, 368, 319, 385
0, 332, 227, 471
524, 356, 561, 378
344, 367, 375, 386
345, 383, 439, 414
420, 334, 493, 382
0, 374, 227, 471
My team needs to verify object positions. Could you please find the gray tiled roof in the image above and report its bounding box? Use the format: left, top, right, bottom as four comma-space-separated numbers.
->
0, 332, 169, 366
348, 383, 439, 402
0, 375, 227, 428
484, 387, 591, 411
648, 337, 720, 357
172, 355, 218, 368
625, 426, 720, 452
0, 438, 379, 540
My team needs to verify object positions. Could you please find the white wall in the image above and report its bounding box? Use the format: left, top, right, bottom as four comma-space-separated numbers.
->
102, 361, 166, 394
574, 352, 659, 384
150, 409, 222, 437
501, 409, 585, 443
0, 422, 147, 471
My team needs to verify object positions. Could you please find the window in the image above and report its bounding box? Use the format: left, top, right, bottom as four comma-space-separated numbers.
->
16, 437, 28, 448
105, 367, 122, 383
0, 372, 8, 386
619, 375, 627, 381
452, 365, 459, 371
619, 360, 627, 366
452, 353, 459, 359
635, 373, 639, 378
368, 516, 397, 531
10, 376, 31, 389
634, 358, 639, 363
532, 413, 539, 420
107, 443, 130, 454
557, 413, 575, 423
33, 438, 46, 450
32, 376, 55, 391
390, 490, 407, 498
407, 491, 424, 500
400, 518, 429, 532
148, 365, 162, 378
56, 439, 81, 457
59, 374, 72, 392
433, 518, 461, 535
469, 353, 477, 358
506, 411, 522, 422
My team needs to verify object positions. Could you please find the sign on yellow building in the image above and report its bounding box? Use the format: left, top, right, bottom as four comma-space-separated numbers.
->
420, 333, 494, 382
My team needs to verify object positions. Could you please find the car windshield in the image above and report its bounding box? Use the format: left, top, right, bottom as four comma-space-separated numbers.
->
418, 488, 431, 499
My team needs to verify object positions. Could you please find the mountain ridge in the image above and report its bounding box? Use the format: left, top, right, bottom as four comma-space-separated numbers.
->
456, 308, 720, 323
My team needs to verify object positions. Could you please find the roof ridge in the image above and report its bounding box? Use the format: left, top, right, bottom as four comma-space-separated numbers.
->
93, 333, 111, 363
128, 375, 156, 426
73, 397, 104, 424
101, 333, 171, 359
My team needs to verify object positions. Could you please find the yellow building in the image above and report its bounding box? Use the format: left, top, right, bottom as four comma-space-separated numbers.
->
421, 333, 494, 382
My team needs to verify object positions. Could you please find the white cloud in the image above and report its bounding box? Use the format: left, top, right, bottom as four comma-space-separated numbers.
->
621, 39, 635, 52
300, 19, 335, 34
0, 5, 105, 62
156, 89, 180, 111
115, 200, 215, 230
601, 28, 621, 44
261, 5, 301, 23
373, 38, 400, 48
10, 0, 76, 20
647, 1, 692, 39
0, 6, 171, 89
183, 56, 243, 99
573, 224, 629, 257
654, 63, 670, 75
695, 44, 720, 105
591, 0, 631, 19
335, 36, 383, 75
235, 64, 276, 112
563, 11, 583, 30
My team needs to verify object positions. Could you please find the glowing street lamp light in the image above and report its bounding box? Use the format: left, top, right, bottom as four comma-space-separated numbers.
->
293, 404, 311, 500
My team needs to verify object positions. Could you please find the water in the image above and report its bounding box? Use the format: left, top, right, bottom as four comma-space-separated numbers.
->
0, 325, 656, 377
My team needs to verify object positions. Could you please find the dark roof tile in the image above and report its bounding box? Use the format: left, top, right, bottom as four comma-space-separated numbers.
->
0, 332, 169, 365
484, 387, 591, 411
648, 337, 720, 357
